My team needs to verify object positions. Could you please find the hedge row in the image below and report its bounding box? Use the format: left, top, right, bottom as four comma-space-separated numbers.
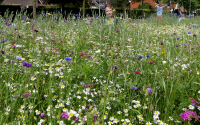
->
0, 5, 157, 19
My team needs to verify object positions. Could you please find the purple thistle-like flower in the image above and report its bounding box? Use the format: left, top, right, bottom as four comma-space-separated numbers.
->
70, 50, 75, 53
193, 34, 197, 37
43, 13, 46, 17
24, 93, 31, 98
131, 86, 137, 90
148, 88, 152, 94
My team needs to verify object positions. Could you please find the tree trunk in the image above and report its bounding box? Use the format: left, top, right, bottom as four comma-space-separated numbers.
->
83, 0, 85, 18
124, 2, 126, 19
33, 0, 36, 21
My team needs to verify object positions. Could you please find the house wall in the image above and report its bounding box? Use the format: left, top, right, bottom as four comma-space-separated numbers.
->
131, 0, 155, 9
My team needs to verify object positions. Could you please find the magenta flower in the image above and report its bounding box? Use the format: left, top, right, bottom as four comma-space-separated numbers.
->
80, 52, 85, 56
74, 117, 79, 122
93, 114, 97, 122
135, 71, 140, 74
40, 113, 46, 117
61, 112, 69, 119
180, 110, 200, 121
87, 55, 91, 58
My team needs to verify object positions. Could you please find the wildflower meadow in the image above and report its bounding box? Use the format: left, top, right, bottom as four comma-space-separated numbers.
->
0, 10, 200, 125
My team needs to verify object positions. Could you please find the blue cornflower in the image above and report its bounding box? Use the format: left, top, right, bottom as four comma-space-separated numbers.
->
16, 56, 21, 60
95, 15, 98, 18
90, 20, 93, 23
146, 55, 150, 59
22, 15, 25, 19
43, 13, 46, 17
177, 37, 180, 40
112, 65, 117, 69
75, 14, 80, 17
193, 25, 197, 28
139, 56, 143, 59
65, 57, 71, 61
101, 9, 105, 11
188, 32, 191, 35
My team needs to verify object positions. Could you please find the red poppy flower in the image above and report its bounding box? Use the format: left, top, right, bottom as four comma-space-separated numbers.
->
190, 94, 192, 97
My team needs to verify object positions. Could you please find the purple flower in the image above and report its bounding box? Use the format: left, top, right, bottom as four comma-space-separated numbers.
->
22, 62, 28, 67
54, 17, 58, 20
130, 86, 137, 90
101, 9, 105, 11
22, 62, 32, 68
148, 88, 152, 94
188, 32, 191, 35
70, 50, 75, 53
26, 63, 32, 68
43, 13, 46, 17
24, 93, 31, 98
193, 34, 197, 37
116, 30, 119, 32
61, 112, 69, 119
1, 50, 5, 54
175, 45, 179, 47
